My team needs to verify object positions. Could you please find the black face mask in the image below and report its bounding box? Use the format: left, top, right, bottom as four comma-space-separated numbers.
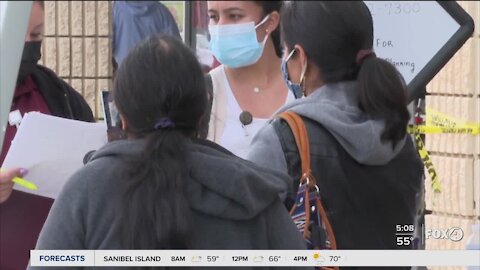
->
17, 41, 42, 84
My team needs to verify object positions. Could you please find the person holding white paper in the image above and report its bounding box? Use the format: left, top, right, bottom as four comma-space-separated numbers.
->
0, 1, 94, 269
0, 168, 27, 203
31, 35, 307, 262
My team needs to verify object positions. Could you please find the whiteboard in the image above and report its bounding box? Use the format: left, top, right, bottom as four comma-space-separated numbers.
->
364, 1, 461, 88
0, 1, 32, 153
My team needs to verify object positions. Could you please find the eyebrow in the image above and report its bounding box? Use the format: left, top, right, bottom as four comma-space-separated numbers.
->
223, 7, 245, 13
208, 7, 245, 13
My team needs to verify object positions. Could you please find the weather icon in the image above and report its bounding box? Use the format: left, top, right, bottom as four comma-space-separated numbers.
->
313, 252, 325, 264
191, 256, 202, 263
253, 256, 264, 263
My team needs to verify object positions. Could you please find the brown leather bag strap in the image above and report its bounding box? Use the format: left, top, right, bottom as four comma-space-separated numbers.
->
277, 111, 338, 257
278, 111, 312, 182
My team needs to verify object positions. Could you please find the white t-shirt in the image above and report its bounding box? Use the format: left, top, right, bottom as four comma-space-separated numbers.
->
219, 67, 295, 159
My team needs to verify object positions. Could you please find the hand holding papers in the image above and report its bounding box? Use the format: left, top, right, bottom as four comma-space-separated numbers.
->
1, 112, 107, 199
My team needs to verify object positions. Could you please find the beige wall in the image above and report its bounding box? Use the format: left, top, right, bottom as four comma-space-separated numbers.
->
424, 0, 480, 264
41, 1, 112, 119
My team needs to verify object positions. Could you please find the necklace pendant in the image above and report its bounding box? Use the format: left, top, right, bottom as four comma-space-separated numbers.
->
253, 87, 260, 93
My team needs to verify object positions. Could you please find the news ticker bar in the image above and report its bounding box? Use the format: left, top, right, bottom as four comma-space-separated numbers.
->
30, 250, 480, 267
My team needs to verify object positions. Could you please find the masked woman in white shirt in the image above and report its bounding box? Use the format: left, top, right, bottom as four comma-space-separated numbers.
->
206, 1, 295, 158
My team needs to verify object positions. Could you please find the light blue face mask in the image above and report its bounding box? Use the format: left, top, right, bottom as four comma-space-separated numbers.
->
209, 16, 270, 69
281, 48, 308, 99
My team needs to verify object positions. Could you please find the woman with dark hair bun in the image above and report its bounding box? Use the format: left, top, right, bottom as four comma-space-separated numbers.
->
30, 35, 308, 265
249, 1, 423, 255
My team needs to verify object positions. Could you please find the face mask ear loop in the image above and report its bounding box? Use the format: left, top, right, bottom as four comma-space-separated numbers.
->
300, 58, 308, 96
286, 48, 307, 86
255, 15, 271, 45
285, 48, 296, 63
260, 31, 270, 45
283, 48, 297, 80
254, 15, 270, 29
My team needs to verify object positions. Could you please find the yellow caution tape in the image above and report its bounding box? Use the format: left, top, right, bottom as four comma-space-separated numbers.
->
409, 108, 479, 194
407, 125, 480, 135
425, 108, 467, 128
413, 133, 442, 193
425, 108, 479, 130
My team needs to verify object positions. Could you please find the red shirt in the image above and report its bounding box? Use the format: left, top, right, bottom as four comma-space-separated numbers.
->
0, 76, 54, 270
0, 76, 51, 164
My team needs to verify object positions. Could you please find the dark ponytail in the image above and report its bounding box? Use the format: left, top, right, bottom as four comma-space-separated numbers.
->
122, 130, 191, 248
357, 57, 409, 147
281, 1, 410, 146
113, 35, 208, 249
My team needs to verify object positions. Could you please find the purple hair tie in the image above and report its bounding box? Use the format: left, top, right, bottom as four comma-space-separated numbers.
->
154, 117, 175, 130
356, 49, 376, 65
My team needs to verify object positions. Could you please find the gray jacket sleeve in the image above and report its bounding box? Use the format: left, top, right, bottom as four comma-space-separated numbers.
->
247, 122, 288, 174
30, 171, 88, 261
248, 123, 291, 201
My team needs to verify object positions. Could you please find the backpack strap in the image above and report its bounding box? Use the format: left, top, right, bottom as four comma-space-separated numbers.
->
277, 111, 338, 251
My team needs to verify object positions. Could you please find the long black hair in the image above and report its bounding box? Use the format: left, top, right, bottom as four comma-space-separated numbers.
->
113, 35, 208, 249
281, 1, 410, 146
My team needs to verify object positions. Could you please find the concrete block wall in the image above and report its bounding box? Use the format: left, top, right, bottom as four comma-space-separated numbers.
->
425, 215, 477, 270
475, 158, 480, 217
425, 156, 475, 216
41, 1, 112, 119
425, 96, 479, 155
425, 1, 480, 269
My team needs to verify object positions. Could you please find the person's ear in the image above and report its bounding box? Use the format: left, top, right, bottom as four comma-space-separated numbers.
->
265, 11, 280, 35
107, 113, 128, 142
293, 44, 308, 70
120, 114, 128, 131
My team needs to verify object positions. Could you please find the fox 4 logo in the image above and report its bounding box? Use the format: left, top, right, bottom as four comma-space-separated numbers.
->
425, 227, 464, 242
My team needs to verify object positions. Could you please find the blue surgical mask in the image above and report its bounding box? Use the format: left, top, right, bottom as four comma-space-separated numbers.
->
209, 16, 270, 68
281, 49, 307, 99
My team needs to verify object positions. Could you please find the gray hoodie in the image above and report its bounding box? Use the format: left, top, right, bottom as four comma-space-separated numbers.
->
31, 139, 309, 270
247, 81, 406, 173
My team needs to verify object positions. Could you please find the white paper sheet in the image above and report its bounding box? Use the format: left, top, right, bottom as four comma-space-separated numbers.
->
2, 112, 107, 199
